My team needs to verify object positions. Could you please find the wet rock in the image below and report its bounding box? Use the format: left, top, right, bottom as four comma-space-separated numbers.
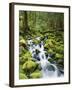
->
33, 54, 40, 61
35, 49, 40, 54
47, 65, 55, 71
48, 56, 56, 64
57, 64, 64, 76
39, 43, 42, 48
45, 52, 48, 58
57, 59, 64, 65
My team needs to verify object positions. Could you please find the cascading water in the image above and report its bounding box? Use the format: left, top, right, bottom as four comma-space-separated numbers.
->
27, 37, 63, 78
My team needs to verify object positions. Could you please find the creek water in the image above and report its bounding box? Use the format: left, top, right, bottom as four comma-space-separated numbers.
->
27, 37, 64, 78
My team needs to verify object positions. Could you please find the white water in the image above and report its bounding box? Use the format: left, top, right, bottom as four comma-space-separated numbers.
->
27, 37, 63, 78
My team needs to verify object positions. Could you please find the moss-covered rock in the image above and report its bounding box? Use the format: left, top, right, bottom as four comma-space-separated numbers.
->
55, 45, 64, 54
19, 51, 32, 64
55, 53, 63, 60
19, 65, 24, 73
24, 52, 32, 60
19, 73, 28, 79
47, 49, 55, 56
44, 39, 56, 50
30, 71, 42, 78
19, 36, 27, 46
23, 60, 37, 73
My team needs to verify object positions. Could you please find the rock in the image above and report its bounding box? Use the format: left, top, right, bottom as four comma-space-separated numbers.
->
55, 53, 63, 59
57, 64, 64, 76
19, 73, 28, 79
23, 52, 32, 60
45, 52, 48, 58
55, 45, 64, 54
35, 49, 40, 54
48, 58, 53, 62
37, 64, 42, 70
33, 54, 40, 61
57, 59, 64, 66
48, 49, 53, 54
47, 65, 55, 71
48, 49, 55, 57
23, 60, 37, 73
19, 36, 27, 46
30, 71, 42, 78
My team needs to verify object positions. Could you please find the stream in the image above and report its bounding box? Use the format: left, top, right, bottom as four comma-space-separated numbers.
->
27, 37, 64, 78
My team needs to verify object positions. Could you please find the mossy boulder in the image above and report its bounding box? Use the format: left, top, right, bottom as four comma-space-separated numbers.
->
19, 51, 32, 64
19, 73, 28, 79
55, 53, 63, 60
23, 52, 32, 60
47, 49, 55, 56
44, 39, 55, 49
23, 60, 37, 73
19, 36, 27, 46
30, 71, 42, 78
55, 45, 64, 54
19, 65, 24, 73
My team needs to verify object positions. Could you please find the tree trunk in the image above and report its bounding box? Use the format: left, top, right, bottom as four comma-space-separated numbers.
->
23, 11, 29, 33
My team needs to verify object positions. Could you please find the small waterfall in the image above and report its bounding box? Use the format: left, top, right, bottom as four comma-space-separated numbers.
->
27, 37, 63, 78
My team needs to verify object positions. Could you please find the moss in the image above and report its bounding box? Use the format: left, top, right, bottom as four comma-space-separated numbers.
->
19, 36, 27, 45
47, 49, 55, 55
19, 65, 24, 73
19, 51, 32, 64
23, 60, 37, 73
55, 45, 64, 53
48, 49, 53, 54
44, 43, 49, 49
55, 53, 63, 59
19, 73, 28, 79
44, 39, 56, 50
33, 39, 40, 45
24, 52, 32, 60
30, 71, 42, 78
